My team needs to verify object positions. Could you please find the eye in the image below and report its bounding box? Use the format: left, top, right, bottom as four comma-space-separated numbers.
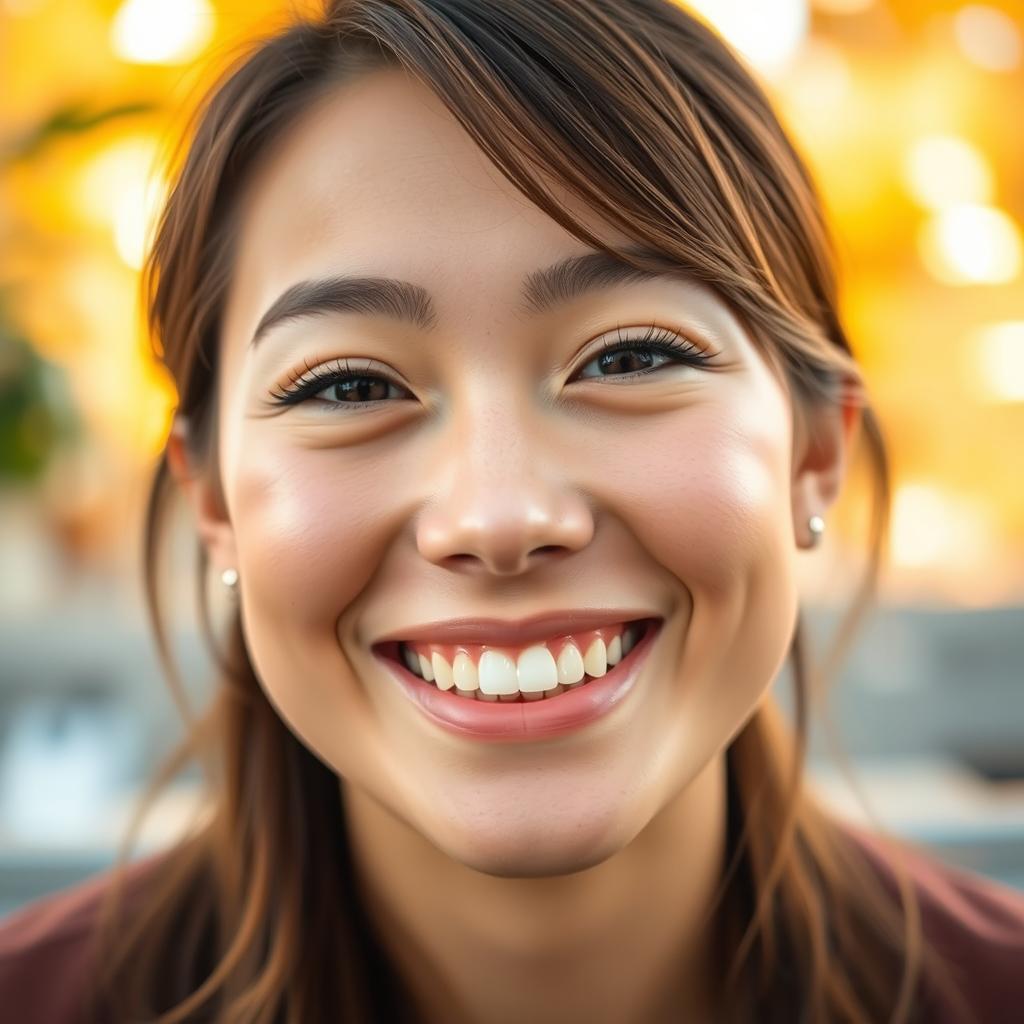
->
573, 324, 715, 381
267, 356, 415, 412
267, 325, 715, 413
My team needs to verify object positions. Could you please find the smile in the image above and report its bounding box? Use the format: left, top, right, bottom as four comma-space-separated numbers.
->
388, 619, 648, 702
372, 618, 663, 742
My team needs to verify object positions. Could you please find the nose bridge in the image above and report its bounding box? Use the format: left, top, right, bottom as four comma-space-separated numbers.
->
455, 386, 532, 484
415, 384, 595, 575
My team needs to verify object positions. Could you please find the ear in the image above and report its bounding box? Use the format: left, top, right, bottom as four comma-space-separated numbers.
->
790, 383, 862, 548
165, 415, 239, 574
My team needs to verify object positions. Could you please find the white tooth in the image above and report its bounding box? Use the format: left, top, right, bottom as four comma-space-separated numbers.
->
417, 652, 435, 682
543, 683, 566, 698
478, 650, 519, 695
621, 626, 637, 656
516, 645, 559, 692
606, 634, 622, 667
431, 652, 455, 691
556, 642, 585, 685
402, 644, 421, 675
583, 637, 607, 678
452, 651, 479, 691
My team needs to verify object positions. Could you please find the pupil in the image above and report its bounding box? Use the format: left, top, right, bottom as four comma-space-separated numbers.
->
336, 377, 385, 402
600, 349, 652, 374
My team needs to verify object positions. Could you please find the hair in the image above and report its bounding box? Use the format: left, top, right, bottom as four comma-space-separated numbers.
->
85, 2, 976, 1022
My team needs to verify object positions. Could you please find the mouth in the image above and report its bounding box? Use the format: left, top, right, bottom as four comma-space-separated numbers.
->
371, 617, 663, 741
373, 617, 659, 702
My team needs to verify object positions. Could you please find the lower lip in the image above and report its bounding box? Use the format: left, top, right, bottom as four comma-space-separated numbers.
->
372, 618, 662, 742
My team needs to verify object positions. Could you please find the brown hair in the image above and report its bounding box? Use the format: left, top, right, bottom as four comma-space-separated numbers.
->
88, 2, 975, 1021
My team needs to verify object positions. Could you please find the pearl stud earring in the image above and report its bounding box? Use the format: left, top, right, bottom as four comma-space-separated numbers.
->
807, 514, 825, 548
221, 567, 239, 592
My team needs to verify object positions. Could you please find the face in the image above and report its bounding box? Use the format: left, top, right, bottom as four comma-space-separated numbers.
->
174, 67, 848, 877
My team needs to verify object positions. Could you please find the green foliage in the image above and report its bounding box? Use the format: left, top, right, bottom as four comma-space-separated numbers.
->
0, 97, 156, 485
0, 301, 81, 485
1, 100, 158, 162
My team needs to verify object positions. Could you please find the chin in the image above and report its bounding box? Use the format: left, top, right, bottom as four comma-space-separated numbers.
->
439, 822, 629, 879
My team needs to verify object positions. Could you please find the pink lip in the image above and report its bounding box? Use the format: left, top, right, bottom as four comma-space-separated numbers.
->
372, 608, 661, 649
372, 618, 662, 742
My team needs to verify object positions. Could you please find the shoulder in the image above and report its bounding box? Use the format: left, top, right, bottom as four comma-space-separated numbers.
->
0, 851, 166, 1024
839, 820, 1024, 1022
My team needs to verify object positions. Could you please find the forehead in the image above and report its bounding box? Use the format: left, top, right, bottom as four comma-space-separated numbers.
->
222, 68, 634, 338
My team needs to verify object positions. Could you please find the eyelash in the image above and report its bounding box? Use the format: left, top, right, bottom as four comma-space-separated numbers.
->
267, 324, 714, 411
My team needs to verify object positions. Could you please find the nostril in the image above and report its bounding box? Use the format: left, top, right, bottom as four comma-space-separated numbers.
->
439, 546, 570, 574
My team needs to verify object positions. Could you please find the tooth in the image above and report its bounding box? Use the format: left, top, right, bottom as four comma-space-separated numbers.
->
431, 652, 455, 691
621, 626, 637, 656
556, 642, 585, 686
583, 638, 607, 678
402, 644, 421, 675
606, 634, 622, 667
478, 650, 518, 695
417, 652, 435, 682
516, 645, 559, 693
452, 651, 479, 692
543, 683, 566, 698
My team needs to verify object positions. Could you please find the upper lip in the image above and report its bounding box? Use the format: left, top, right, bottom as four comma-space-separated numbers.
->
373, 609, 662, 648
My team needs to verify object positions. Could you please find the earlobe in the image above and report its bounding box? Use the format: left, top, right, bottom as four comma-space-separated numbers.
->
791, 393, 862, 548
165, 415, 238, 571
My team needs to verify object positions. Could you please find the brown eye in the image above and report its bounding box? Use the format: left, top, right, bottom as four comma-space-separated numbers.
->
574, 326, 714, 381
584, 346, 668, 376
268, 358, 413, 411
315, 375, 401, 404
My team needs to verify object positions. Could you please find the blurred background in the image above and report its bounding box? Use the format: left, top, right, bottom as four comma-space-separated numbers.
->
0, 0, 1022, 917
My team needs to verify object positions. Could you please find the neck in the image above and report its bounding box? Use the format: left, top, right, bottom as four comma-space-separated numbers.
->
341, 754, 729, 1024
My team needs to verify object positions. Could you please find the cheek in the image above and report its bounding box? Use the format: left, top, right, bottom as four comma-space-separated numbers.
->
620, 397, 799, 735
623, 403, 794, 600
225, 438, 400, 770
229, 442, 394, 630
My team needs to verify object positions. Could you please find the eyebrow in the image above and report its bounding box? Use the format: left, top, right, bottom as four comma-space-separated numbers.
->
248, 245, 681, 347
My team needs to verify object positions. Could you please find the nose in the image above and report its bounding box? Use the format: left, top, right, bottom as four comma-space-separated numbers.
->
414, 402, 595, 577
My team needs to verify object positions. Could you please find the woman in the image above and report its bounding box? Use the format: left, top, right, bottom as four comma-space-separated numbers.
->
1, 1, 1022, 1021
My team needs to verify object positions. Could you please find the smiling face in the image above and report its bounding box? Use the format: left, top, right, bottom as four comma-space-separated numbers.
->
171, 66, 840, 877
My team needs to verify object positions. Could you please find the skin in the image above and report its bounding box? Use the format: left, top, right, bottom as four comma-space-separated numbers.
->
167, 67, 859, 1024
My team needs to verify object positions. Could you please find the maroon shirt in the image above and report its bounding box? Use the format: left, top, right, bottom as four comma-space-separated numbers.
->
1, 825, 1023, 1022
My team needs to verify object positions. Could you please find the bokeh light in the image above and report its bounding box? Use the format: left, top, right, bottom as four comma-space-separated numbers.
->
685, 0, 809, 74
953, 4, 1022, 72
75, 135, 167, 269
902, 134, 994, 210
891, 483, 997, 572
973, 321, 1024, 403
918, 204, 1023, 285
110, 0, 215, 65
